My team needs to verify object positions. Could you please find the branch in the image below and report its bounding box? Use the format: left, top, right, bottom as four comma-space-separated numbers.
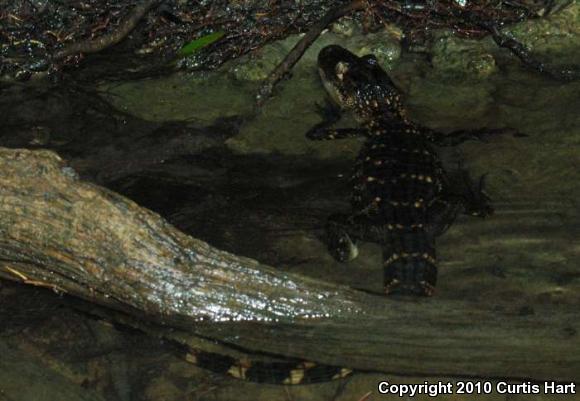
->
483, 23, 580, 81
256, 0, 366, 106
53, 0, 162, 60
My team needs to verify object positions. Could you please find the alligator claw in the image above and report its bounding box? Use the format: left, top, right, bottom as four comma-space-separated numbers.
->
325, 215, 359, 263
327, 229, 359, 262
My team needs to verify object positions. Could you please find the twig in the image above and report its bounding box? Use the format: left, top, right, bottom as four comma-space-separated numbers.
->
53, 0, 163, 60
256, 0, 366, 106
482, 22, 580, 82
356, 392, 372, 401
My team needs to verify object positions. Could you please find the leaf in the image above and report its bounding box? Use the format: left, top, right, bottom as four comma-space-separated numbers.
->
178, 31, 225, 57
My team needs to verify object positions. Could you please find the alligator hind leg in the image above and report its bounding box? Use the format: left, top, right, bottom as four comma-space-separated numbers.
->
325, 213, 359, 262
447, 169, 494, 217
428, 170, 494, 237
427, 198, 462, 237
325, 213, 389, 262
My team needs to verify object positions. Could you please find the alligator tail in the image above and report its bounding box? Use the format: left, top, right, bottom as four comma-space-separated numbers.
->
382, 229, 437, 296
185, 348, 352, 385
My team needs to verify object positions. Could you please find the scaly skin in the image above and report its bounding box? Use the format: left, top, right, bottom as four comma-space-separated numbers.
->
307, 45, 503, 296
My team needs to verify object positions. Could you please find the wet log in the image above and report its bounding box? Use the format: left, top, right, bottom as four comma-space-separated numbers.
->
0, 147, 578, 382
0, 147, 362, 323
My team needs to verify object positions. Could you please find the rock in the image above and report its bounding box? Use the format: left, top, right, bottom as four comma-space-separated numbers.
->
229, 22, 402, 82
506, 1, 580, 66
430, 33, 497, 79
351, 29, 402, 70
330, 17, 357, 37
229, 35, 302, 82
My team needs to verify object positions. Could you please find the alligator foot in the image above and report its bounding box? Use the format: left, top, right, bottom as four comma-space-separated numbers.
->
427, 198, 462, 237
447, 169, 494, 218
306, 101, 368, 140
461, 173, 494, 217
325, 214, 359, 262
428, 169, 493, 236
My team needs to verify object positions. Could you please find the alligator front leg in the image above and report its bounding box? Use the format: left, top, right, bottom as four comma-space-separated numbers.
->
306, 100, 368, 140
427, 198, 462, 237
419, 126, 520, 147
306, 127, 368, 140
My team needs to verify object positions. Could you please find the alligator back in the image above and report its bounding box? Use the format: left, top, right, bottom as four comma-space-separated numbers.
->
353, 131, 443, 295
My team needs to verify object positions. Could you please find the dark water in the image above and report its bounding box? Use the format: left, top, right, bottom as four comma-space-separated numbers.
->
1, 12, 579, 401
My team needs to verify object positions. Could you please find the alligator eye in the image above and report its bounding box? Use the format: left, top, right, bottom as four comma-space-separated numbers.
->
362, 54, 378, 65
335, 61, 349, 80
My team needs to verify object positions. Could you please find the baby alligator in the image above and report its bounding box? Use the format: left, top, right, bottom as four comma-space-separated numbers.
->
307, 45, 507, 296
183, 46, 510, 384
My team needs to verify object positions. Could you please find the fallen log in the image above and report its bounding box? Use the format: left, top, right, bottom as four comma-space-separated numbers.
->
0, 147, 578, 382
0, 147, 363, 323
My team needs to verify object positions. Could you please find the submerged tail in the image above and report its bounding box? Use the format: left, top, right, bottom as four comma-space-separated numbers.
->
382, 229, 437, 296
185, 348, 352, 385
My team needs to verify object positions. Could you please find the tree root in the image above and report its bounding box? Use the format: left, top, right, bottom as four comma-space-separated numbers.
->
53, 0, 163, 60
